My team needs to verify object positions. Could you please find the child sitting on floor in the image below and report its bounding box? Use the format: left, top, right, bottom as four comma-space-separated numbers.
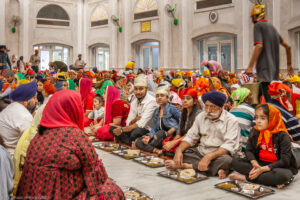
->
229, 104, 298, 189
88, 95, 104, 134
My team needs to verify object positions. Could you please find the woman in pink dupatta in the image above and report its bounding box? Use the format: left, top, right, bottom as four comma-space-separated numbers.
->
96, 86, 130, 141
79, 78, 96, 126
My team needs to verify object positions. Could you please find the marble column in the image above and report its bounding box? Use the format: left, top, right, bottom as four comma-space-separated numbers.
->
181, 1, 188, 68
77, 0, 83, 57
110, 0, 118, 68
0, 0, 5, 44
123, 0, 131, 66
273, 0, 280, 31
162, 0, 170, 69
83, 0, 87, 62
242, 0, 250, 68
22, 0, 29, 60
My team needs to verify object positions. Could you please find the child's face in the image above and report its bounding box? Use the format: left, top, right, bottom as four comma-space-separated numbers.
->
94, 98, 103, 110
255, 108, 268, 131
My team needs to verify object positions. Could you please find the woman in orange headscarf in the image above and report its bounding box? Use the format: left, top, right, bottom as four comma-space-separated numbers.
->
195, 77, 210, 96
229, 104, 298, 189
209, 77, 230, 98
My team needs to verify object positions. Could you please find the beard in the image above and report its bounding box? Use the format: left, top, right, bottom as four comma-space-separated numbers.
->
205, 110, 222, 120
27, 101, 37, 114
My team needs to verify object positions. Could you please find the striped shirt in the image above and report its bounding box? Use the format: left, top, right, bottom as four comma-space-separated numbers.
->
230, 103, 255, 151
269, 100, 300, 141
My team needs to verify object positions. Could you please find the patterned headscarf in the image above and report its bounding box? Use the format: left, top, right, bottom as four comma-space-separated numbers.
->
231, 88, 250, 106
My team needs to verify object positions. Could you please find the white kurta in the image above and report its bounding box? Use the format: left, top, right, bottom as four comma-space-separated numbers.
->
183, 110, 241, 156
0, 102, 33, 156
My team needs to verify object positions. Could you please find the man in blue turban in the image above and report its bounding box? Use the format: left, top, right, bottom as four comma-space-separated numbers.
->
0, 82, 38, 156
165, 90, 241, 179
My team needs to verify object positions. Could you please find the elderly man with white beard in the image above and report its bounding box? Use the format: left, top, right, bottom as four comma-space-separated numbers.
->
165, 90, 240, 179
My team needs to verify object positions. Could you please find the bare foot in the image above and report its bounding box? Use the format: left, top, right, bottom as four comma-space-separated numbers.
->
165, 160, 180, 170
277, 184, 285, 189
228, 173, 247, 181
218, 169, 228, 179
131, 141, 137, 149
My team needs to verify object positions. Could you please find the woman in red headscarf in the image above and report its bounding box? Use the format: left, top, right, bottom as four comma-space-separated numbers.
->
79, 78, 96, 126
94, 86, 130, 141
229, 104, 298, 189
17, 90, 125, 199
163, 88, 201, 158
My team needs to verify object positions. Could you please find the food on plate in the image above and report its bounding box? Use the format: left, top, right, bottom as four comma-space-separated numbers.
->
127, 149, 140, 156
179, 169, 196, 177
219, 183, 237, 189
242, 183, 260, 190
150, 157, 164, 163
125, 191, 140, 199
178, 175, 196, 182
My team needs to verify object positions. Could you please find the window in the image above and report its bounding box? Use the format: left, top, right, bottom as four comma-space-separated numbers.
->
198, 36, 237, 72
134, 0, 158, 20
94, 46, 110, 70
91, 5, 108, 27
37, 4, 70, 26
196, 0, 232, 10
137, 42, 159, 70
34, 45, 70, 70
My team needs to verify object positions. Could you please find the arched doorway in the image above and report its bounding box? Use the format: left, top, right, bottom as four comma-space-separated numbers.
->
34, 44, 71, 70
196, 35, 237, 72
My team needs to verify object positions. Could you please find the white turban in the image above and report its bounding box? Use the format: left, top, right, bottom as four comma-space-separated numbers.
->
155, 84, 170, 96
134, 74, 148, 87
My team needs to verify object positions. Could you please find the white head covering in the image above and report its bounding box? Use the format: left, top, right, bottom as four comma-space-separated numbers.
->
134, 74, 148, 87
155, 84, 170, 96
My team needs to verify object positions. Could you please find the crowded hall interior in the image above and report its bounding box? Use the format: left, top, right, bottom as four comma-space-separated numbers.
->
2, 0, 300, 199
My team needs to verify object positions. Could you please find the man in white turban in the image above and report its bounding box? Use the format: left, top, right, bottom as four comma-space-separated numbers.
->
111, 75, 158, 147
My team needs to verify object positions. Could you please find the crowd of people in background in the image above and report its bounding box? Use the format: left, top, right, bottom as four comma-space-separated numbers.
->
0, 3, 300, 200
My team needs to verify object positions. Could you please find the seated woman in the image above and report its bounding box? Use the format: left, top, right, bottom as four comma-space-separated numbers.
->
229, 104, 298, 189
230, 88, 255, 151
41, 81, 56, 105
80, 78, 96, 127
95, 73, 114, 96
94, 86, 130, 141
209, 77, 230, 98
163, 88, 201, 158
135, 85, 181, 154
17, 90, 125, 199
36, 79, 45, 105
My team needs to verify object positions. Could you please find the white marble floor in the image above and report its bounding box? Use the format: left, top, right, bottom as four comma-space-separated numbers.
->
96, 149, 300, 200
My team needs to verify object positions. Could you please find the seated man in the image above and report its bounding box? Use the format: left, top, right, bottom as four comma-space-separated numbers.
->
0, 82, 37, 156
230, 88, 255, 151
166, 90, 240, 179
111, 74, 158, 147
0, 136, 14, 200
0, 70, 15, 99
268, 82, 300, 144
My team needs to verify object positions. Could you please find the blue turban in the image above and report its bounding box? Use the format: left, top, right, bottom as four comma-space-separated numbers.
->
92, 67, 98, 74
202, 90, 227, 108
9, 82, 37, 101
